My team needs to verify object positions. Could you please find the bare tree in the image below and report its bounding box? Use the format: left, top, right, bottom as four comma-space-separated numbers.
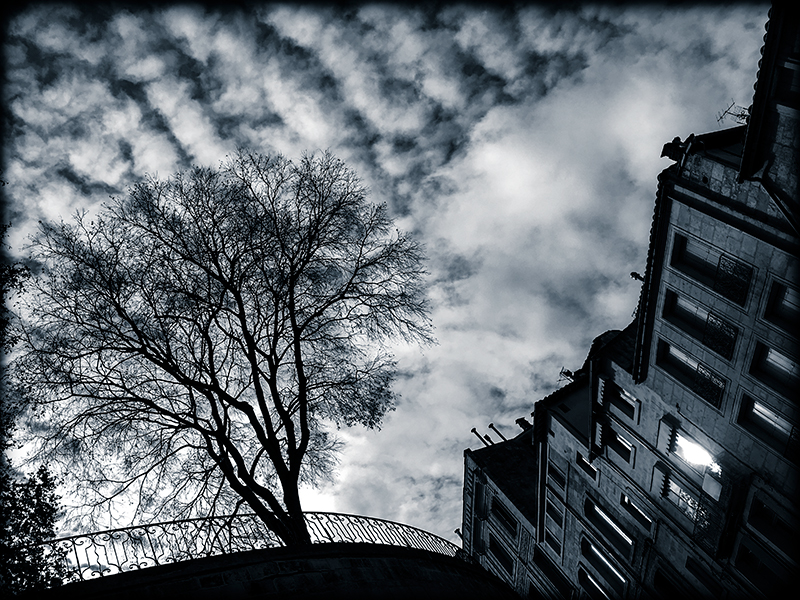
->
14, 151, 433, 546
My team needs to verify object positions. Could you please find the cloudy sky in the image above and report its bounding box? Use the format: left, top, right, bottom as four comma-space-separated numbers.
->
2, 2, 768, 542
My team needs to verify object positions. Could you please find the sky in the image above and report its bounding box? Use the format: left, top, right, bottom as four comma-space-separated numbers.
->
2, 2, 769, 543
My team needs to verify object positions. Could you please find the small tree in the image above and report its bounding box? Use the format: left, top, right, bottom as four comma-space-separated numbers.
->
0, 465, 64, 594
14, 151, 433, 546
1, 221, 65, 594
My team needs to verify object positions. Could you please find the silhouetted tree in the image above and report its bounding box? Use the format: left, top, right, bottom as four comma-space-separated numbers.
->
0, 465, 63, 594
14, 151, 433, 546
1, 222, 65, 594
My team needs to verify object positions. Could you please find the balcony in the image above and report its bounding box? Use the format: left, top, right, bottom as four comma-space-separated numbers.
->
37, 512, 462, 583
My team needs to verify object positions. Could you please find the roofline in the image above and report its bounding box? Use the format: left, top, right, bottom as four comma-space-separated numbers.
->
739, 3, 781, 182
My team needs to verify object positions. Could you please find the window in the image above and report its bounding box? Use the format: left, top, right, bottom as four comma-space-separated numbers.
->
670, 234, 752, 305
578, 565, 612, 600
670, 234, 719, 286
488, 532, 515, 575
584, 498, 634, 558
750, 342, 800, 400
657, 340, 726, 407
533, 548, 574, 599
577, 452, 598, 480
685, 557, 722, 598
544, 529, 562, 556
765, 281, 800, 333
474, 477, 487, 519
490, 497, 518, 537
663, 290, 738, 360
658, 419, 724, 493
652, 567, 684, 597
666, 478, 699, 521
546, 498, 564, 529
735, 536, 789, 596
605, 426, 634, 464
672, 431, 721, 477
581, 537, 626, 595
620, 494, 652, 531
748, 492, 796, 558
548, 460, 566, 495
738, 395, 798, 463
604, 384, 637, 421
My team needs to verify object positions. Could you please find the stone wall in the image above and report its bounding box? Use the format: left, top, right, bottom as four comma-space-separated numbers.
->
26, 542, 520, 600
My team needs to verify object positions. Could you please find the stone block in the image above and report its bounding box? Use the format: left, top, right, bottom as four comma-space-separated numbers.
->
244, 576, 278, 595
198, 573, 224, 588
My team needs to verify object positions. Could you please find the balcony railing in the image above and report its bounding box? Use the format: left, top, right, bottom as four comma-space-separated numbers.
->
40, 512, 462, 583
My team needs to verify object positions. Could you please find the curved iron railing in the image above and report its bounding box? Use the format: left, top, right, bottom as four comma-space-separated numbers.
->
41, 512, 462, 582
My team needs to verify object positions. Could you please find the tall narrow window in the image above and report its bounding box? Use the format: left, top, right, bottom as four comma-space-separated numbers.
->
666, 477, 699, 522
663, 290, 738, 359
738, 395, 798, 463
546, 498, 564, 529
488, 533, 515, 575
544, 529, 562, 556
490, 497, 518, 537
581, 537, 626, 595
578, 565, 612, 600
605, 426, 634, 464
584, 498, 634, 558
548, 461, 566, 496
533, 548, 574, 600
577, 452, 598, 480
620, 493, 652, 531
657, 340, 726, 407
670, 234, 752, 305
604, 383, 637, 421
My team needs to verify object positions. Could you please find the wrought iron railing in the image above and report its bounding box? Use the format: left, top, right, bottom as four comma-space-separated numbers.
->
40, 512, 462, 582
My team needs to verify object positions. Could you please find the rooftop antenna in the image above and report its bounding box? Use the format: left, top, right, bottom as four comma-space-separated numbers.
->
558, 367, 574, 383
471, 427, 490, 447
488, 423, 508, 442
716, 99, 749, 126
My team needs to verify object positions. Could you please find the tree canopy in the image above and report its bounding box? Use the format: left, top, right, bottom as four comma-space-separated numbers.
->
14, 151, 433, 545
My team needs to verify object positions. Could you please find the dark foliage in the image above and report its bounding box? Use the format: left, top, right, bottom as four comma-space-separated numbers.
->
2, 221, 65, 594
0, 465, 64, 594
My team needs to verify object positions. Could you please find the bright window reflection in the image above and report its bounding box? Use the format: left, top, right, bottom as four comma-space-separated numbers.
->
674, 432, 721, 475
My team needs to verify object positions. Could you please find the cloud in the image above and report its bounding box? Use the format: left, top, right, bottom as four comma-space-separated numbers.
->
3, 3, 769, 542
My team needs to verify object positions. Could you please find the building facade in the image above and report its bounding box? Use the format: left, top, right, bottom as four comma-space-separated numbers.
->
461, 5, 798, 598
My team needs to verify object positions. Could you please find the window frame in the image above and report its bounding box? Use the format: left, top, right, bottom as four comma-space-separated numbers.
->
583, 497, 634, 560
749, 341, 800, 400
620, 493, 653, 532
605, 424, 636, 467
656, 339, 726, 408
490, 496, 518, 538
488, 531, 515, 576
670, 233, 753, 307
580, 535, 627, 596
577, 452, 599, 481
600, 378, 640, 424
764, 280, 800, 334
662, 288, 738, 360
578, 564, 613, 600
737, 393, 798, 464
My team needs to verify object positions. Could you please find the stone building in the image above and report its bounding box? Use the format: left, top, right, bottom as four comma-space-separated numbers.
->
461, 4, 798, 598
